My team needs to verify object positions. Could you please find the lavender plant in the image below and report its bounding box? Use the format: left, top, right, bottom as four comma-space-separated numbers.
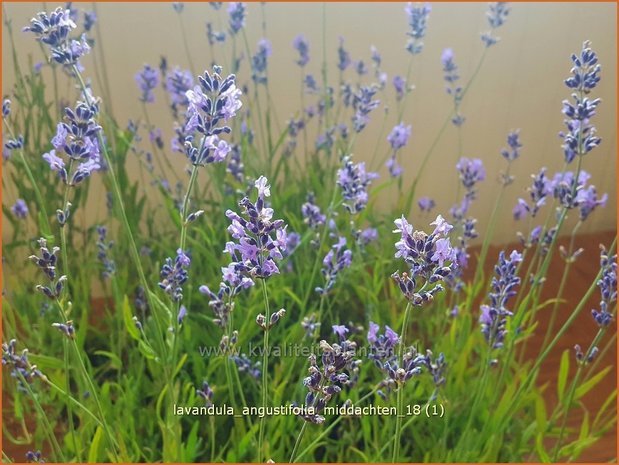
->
1, 3, 615, 464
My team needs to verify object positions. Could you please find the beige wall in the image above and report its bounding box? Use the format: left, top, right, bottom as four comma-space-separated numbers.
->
2, 2, 617, 244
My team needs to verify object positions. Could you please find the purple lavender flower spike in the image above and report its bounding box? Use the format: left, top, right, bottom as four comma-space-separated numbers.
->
479, 250, 522, 351
96, 225, 116, 279
441, 48, 465, 125
418, 196, 435, 213
316, 237, 353, 295
351, 85, 380, 133
501, 130, 522, 161
404, 3, 431, 54
228, 3, 246, 36
231, 354, 261, 379
560, 41, 602, 164
23, 7, 91, 68
297, 333, 361, 424
251, 39, 272, 85
387, 123, 412, 150
165, 67, 194, 116
2, 339, 45, 386
11, 199, 28, 220
337, 157, 378, 214
196, 380, 214, 406
386, 156, 403, 178
591, 246, 617, 327
43, 96, 103, 186
481, 3, 511, 47
293, 34, 310, 67
183, 66, 242, 165
29, 238, 67, 300
83, 11, 97, 31
206, 22, 226, 46
393, 75, 407, 101
25, 450, 44, 463
2, 99, 10, 118
223, 176, 288, 281
456, 157, 485, 191
576, 185, 607, 221
135, 64, 159, 103
337, 36, 352, 71
159, 248, 191, 302
392, 215, 456, 305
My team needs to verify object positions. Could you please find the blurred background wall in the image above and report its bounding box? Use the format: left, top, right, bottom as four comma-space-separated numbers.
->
2, 2, 617, 245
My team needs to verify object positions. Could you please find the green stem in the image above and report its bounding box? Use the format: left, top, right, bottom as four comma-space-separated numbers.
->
2, 119, 51, 233
16, 373, 65, 462
552, 327, 607, 460
71, 65, 167, 361
487, 239, 616, 447
258, 279, 272, 463
392, 302, 412, 462
540, 221, 582, 351
288, 422, 308, 463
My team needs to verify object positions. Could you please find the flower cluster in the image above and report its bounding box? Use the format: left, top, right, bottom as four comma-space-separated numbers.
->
337, 157, 378, 214
2, 98, 10, 117
96, 225, 116, 279
456, 157, 485, 201
404, 3, 431, 55
337, 36, 352, 71
293, 34, 310, 67
479, 250, 522, 350
52, 320, 76, 339
25, 450, 45, 463
135, 64, 160, 103
165, 67, 193, 116
351, 85, 380, 133
196, 380, 214, 406
481, 2, 511, 47
23, 7, 90, 68
560, 41, 602, 164
367, 322, 399, 373
501, 130, 522, 162
228, 2, 246, 36
206, 22, 226, 46
386, 123, 412, 178
392, 215, 456, 305
224, 176, 288, 280
11, 199, 28, 220
418, 196, 435, 213
298, 328, 360, 424
591, 245, 617, 327
183, 66, 242, 165
158, 248, 191, 302
513, 167, 551, 220
441, 48, 464, 126
29, 238, 66, 300
316, 237, 353, 295
301, 313, 321, 339
301, 192, 326, 231
2, 339, 44, 386
251, 39, 272, 85
44, 98, 102, 186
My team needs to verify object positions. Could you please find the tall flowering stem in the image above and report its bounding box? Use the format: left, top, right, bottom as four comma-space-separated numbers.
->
480, 238, 616, 457
390, 214, 456, 461
392, 302, 411, 463
552, 245, 616, 460
470, 131, 521, 295
404, 3, 511, 214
